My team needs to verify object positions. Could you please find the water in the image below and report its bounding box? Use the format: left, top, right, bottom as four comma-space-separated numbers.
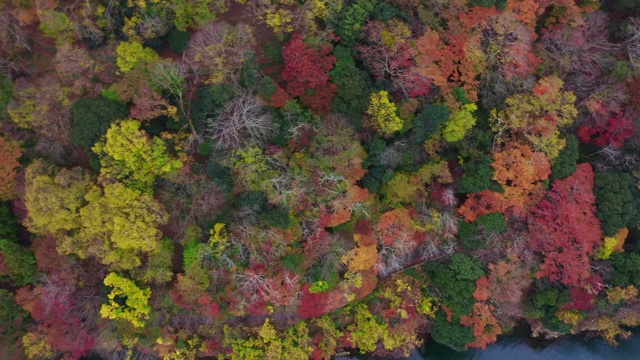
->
416, 332, 640, 360
351, 327, 640, 360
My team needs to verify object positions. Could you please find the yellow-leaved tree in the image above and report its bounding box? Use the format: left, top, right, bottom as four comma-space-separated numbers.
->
115, 40, 160, 73
490, 76, 577, 160
222, 318, 313, 360
442, 103, 477, 143
367, 90, 404, 136
93, 119, 182, 193
100, 272, 151, 328
24, 160, 95, 236
24, 161, 168, 271
66, 182, 168, 270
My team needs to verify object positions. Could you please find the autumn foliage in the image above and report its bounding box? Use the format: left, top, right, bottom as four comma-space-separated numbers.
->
282, 33, 337, 113
0, 137, 21, 200
528, 163, 602, 287
2, 0, 640, 358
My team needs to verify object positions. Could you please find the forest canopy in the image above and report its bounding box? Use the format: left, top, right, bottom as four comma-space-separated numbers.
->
1, 0, 640, 359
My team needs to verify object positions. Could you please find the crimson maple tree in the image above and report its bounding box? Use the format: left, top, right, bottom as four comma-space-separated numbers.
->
577, 117, 634, 148
282, 33, 337, 114
528, 163, 602, 287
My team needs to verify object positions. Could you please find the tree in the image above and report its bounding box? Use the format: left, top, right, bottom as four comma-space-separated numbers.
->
550, 135, 579, 181
593, 172, 640, 237
15, 280, 96, 359
329, 45, 372, 123
69, 96, 128, 149
426, 253, 484, 318
222, 319, 313, 360
128, 82, 179, 122
0, 5, 32, 69
171, 265, 218, 319
528, 163, 602, 287
0, 239, 38, 286
0, 202, 18, 241
492, 142, 551, 194
133, 238, 174, 285
0, 137, 21, 200
411, 27, 479, 104
490, 142, 550, 217
7, 75, 72, 155
442, 103, 477, 143
66, 182, 168, 271
149, 60, 189, 123
298, 284, 340, 319
115, 40, 159, 73
457, 153, 502, 194
375, 275, 432, 356
186, 22, 255, 84
54, 43, 97, 93
38, 9, 76, 45
312, 315, 345, 359
366, 90, 404, 136
376, 208, 415, 247
24, 161, 95, 237
335, 0, 378, 44
281, 33, 337, 113
27, 163, 170, 271
610, 253, 640, 289
100, 272, 151, 328
597, 228, 628, 260
227, 145, 280, 194
171, 0, 229, 31
0, 289, 27, 352
92, 120, 182, 192
21, 332, 55, 360
577, 117, 634, 148
409, 103, 449, 146
460, 302, 502, 349
190, 83, 235, 132
458, 142, 550, 221
356, 20, 431, 98
347, 304, 388, 353
0, 73, 13, 117
486, 253, 532, 322
206, 91, 275, 150
537, 12, 618, 92
490, 76, 577, 160
459, 212, 507, 250
381, 161, 452, 207
430, 310, 476, 352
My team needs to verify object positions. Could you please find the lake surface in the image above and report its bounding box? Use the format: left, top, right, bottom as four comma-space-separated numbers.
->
353, 327, 640, 360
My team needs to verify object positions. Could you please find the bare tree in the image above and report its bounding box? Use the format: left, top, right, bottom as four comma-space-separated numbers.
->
206, 91, 275, 150
0, 11, 31, 74
539, 11, 619, 82
594, 145, 639, 172
376, 233, 415, 277
626, 18, 640, 73
159, 173, 227, 240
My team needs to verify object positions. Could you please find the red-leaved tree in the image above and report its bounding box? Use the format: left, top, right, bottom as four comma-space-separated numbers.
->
282, 33, 337, 114
527, 163, 602, 287
577, 117, 634, 148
